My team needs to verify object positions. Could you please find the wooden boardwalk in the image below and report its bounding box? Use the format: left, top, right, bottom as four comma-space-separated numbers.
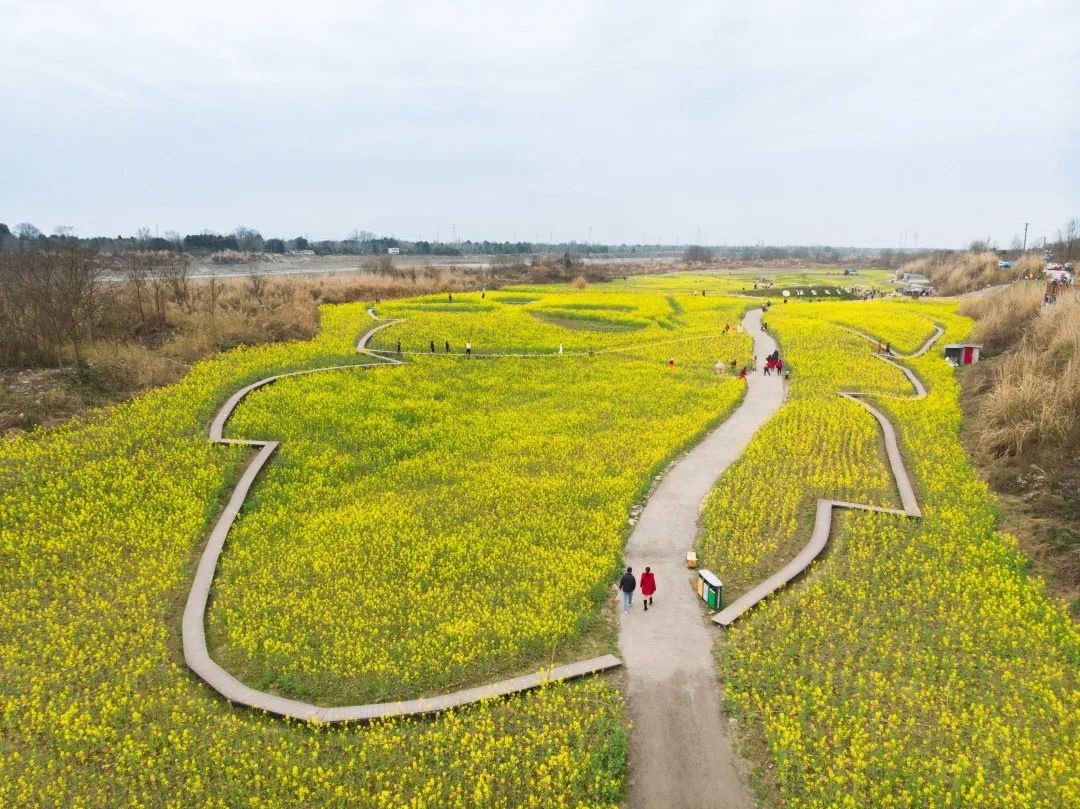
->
712, 324, 943, 627
182, 313, 621, 723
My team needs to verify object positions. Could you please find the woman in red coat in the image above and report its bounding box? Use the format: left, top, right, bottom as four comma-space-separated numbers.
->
640, 566, 656, 611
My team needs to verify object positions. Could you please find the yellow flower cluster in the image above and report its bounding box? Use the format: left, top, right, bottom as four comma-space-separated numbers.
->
0, 289, 747, 805
701, 300, 1080, 807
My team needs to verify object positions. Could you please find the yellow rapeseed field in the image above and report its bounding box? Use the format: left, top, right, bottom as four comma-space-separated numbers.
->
0, 288, 750, 805
700, 299, 1080, 808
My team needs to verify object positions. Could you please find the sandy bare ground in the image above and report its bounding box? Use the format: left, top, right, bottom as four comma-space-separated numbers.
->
618, 308, 783, 809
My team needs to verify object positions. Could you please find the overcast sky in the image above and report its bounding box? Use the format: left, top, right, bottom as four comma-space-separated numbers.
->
2, 1, 1078, 247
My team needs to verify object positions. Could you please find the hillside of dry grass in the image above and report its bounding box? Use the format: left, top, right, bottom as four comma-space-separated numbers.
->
900, 251, 1042, 295
958, 284, 1080, 615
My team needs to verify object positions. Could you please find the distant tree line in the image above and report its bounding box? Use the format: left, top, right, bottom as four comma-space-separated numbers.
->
2, 219, 1076, 264
0, 223, 618, 258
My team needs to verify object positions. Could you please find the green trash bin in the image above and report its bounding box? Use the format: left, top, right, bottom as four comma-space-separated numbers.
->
697, 570, 723, 610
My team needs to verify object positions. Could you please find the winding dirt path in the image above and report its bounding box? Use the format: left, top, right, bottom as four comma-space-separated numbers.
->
618, 308, 783, 809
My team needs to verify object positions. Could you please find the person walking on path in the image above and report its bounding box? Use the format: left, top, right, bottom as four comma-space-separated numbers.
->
752, 354, 758, 371
558, 342, 564, 355
619, 567, 637, 614
465, 341, 472, 356
430, 340, 435, 353
640, 566, 656, 611
396, 339, 401, 354
445, 340, 450, 353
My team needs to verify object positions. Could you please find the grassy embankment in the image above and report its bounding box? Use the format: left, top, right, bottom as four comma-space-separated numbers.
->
959, 284, 1080, 613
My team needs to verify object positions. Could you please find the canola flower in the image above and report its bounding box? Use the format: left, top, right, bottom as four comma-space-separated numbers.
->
0, 289, 747, 805
699, 299, 1080, 807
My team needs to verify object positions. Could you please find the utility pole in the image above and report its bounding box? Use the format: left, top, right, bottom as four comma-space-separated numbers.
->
1023, 222, 1030, 252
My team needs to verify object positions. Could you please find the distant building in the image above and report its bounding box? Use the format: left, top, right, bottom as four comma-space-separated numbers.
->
287, 249, 315, 256
387, 247, 400, 255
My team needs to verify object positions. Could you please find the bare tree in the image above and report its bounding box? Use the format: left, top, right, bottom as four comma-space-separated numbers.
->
159, 253, 193, 313
124, 252, 151, 325
15, 222, 42, 240
51, 243, 100, 363
246, 268, 265, 298
234, 226, 264, 253
1056, 217, 1079, 262
0, 251, 40, 363
683, 245, 714, 264
3, 244, 102, 365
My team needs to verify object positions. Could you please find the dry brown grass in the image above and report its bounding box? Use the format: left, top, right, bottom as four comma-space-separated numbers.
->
900, 250, 1024, 295
959, 281, 1046, 354
969, 288, 1080, 458
960, 285, 1080, 613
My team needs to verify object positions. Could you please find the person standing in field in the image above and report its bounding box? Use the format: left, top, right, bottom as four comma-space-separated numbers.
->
448, 292, 453, 303
558, 342, 563, 355
668, 358, 675, 370
465, 341, 472, 356
640, 566, 656, 611
396, 340, 401, 354
619, 567, 636, 614
430, 340, 435, 353
445, 340, 450, 353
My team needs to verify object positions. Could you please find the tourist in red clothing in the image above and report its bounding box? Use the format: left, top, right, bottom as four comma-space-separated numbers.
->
640, 566, 656, 611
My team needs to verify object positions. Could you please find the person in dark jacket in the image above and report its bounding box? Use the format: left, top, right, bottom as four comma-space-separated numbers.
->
640, 566, 656, 611
619, 567, 636, 614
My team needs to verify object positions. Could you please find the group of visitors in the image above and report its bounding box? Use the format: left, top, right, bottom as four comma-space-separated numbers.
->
425, 339, 472, 355
619, 566, 657, 614
763, 350, 783, 376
